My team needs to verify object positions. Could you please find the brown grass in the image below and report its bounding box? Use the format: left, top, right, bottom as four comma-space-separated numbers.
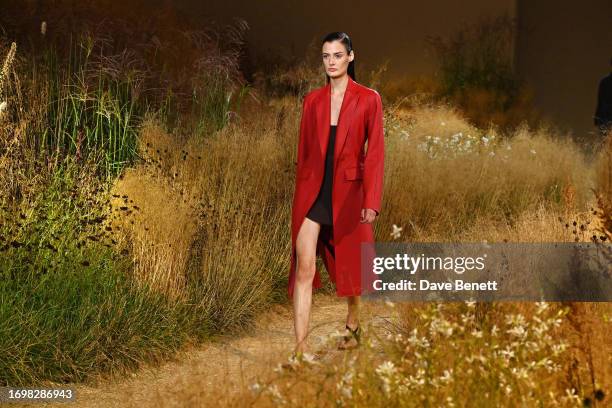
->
380, 101, 592, 241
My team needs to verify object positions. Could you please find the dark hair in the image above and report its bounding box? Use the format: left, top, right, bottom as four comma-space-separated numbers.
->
321, 32, 356, 83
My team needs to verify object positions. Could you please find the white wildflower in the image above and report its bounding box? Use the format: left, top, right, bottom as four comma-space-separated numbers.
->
511, 367, 529, 380
336, 370, 354, 400
552, 342, 568, 356
535, 301, 549, 314
500, 347, 515, 360
430, 316, 454, 337
563, 388, 582, 404
507, 325, 527, 339
376, 361, 397, 378
439, 369, 453, 383
390, 224, 403, 239
249, 382, 262, 397
266, 384, 286, 405
505, 313, 526, 326
376, 361, 397, 396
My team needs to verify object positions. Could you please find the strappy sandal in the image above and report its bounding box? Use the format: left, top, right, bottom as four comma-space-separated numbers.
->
338, 324, 361, 350
280, 349, 325, 370
280, 350, 303, 371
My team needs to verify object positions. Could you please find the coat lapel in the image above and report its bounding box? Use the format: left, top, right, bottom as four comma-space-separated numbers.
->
315, 77, 360, 164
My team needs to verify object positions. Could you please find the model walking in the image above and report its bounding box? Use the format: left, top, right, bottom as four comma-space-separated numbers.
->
287, 32, 385, 356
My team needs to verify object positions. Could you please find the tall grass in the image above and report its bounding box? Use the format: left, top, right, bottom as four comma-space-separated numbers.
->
0, 16, 255, 385
110, 115, 300, 330
42, 37, 142, 178
0, 16, 251, 179
380, 100, 593, 239
0, 155, 198, 386
1, 35, 142, 180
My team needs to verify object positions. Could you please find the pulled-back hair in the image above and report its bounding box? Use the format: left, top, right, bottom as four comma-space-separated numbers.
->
321, 32, 356, 82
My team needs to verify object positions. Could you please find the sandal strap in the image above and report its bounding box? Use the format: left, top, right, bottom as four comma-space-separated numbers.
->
345, 324, 361, 343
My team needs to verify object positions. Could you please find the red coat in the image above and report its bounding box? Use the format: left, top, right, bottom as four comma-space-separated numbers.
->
288, 77, 385, 298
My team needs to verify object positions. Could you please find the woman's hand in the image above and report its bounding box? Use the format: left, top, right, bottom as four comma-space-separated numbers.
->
360, 208, 378, 224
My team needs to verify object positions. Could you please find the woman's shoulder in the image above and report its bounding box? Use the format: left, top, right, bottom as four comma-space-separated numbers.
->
303, 86, 325, 102
305, 81, 380, 101
353, 82, 381, 101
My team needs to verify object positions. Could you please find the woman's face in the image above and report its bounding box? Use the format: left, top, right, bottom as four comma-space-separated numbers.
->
322, 40, 354, 79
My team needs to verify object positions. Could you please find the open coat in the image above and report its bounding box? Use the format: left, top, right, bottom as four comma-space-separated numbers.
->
288, 77, 385, 298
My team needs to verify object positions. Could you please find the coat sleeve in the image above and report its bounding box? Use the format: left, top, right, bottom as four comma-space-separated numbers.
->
363, 91, 385, 215
296, 95, 311, 172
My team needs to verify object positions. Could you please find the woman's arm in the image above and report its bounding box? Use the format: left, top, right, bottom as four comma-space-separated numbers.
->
296, 95, 311, 171
363, 91, 385, 216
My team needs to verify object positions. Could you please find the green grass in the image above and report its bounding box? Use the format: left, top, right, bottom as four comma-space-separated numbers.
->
0, 255, 189, 385
0, 156, 215, 386
37, 36, 142, 180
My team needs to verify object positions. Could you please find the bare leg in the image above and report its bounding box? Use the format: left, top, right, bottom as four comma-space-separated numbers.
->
292, 217, 321, 354
346, 296, 360, 329
338, 296, 361, 350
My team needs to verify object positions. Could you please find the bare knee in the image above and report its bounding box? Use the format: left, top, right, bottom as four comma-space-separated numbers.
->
296, 255, 316, 284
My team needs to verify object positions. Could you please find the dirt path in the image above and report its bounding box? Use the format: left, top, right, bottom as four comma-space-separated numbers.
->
19, 294, 392, 408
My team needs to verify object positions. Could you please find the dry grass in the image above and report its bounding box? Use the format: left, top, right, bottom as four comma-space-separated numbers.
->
106, 99, 310, 328
110, 165, 197, 302
591, 131, 612, 241
379, 101, 592, 241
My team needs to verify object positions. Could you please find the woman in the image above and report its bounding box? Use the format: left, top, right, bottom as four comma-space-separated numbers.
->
287, 32, 385, 357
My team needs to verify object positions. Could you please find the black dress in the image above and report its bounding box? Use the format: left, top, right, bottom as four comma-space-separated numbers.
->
306, 124, 337, 226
